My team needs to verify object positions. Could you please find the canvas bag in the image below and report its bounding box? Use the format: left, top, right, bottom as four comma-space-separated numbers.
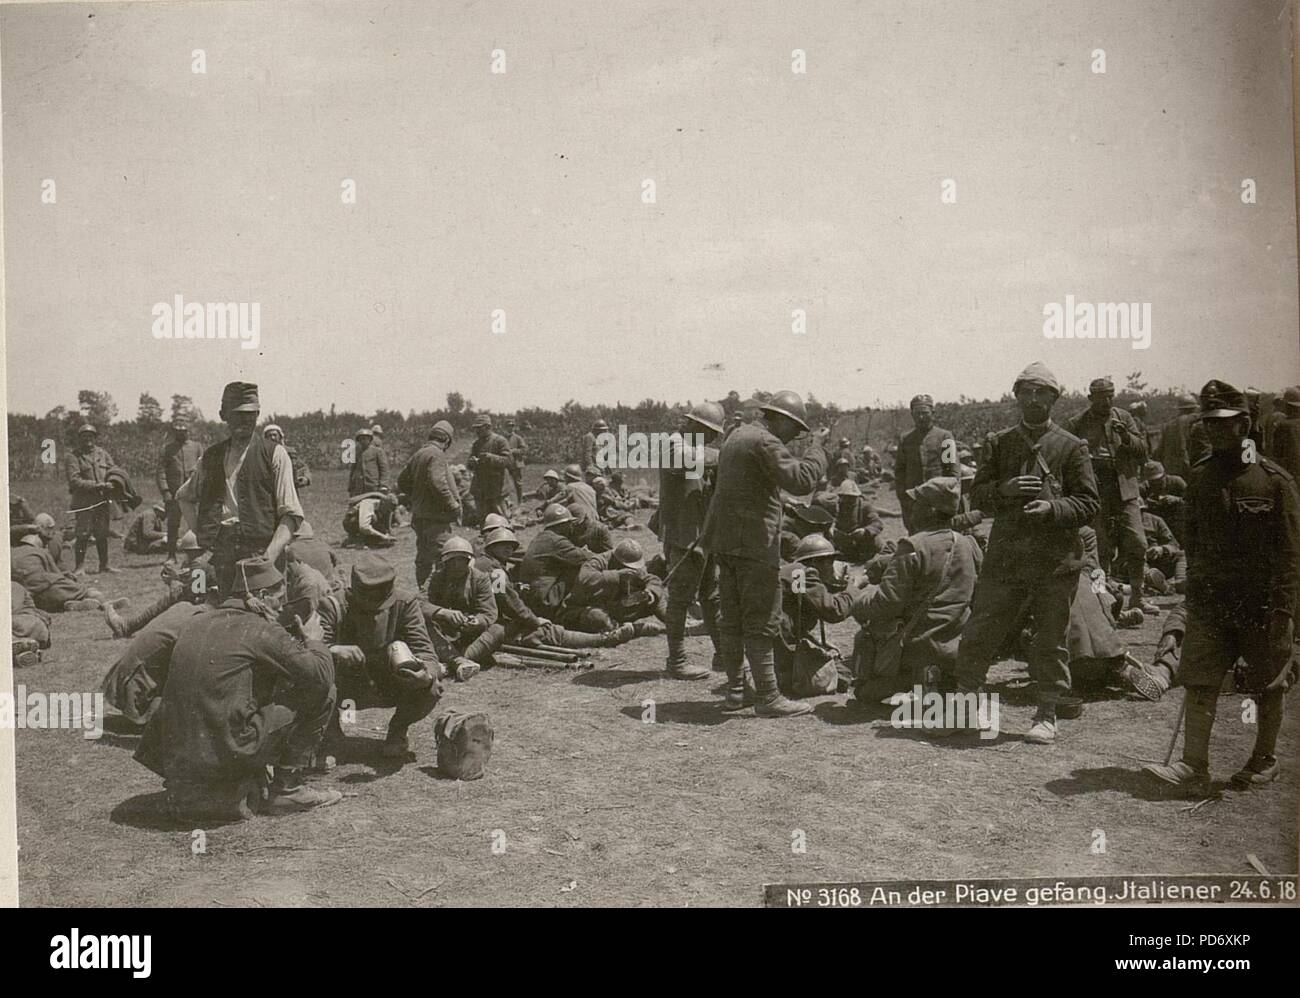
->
435, 710, 494, 780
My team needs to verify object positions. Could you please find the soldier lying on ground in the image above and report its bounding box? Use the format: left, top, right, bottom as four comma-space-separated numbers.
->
11, 533, 127, 613
11, 584, 51, 669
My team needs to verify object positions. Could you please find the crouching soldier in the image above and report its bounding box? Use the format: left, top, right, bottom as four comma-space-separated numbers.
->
124, 503, 169, 554
102, 597, 209, 725
11, 533, 126, 613
775, 535, 861, 698
567, 540, 666, 635
343, 491, 399, 548
133, 556, 341, 820
466, 528, 634, 660
851, 478, 980, 706
319, 554, 442, 761
424, 537, 498, 682
1146, 381, 1300, 794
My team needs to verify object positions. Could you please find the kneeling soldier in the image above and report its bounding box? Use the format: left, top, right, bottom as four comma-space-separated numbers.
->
424, 536, 498, 682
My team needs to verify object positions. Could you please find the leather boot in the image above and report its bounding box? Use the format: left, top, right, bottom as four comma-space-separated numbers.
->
746, 639, 812, 718
106, 589, 177, 638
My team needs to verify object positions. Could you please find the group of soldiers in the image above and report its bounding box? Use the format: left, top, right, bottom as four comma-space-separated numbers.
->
10, 365, 1300, 820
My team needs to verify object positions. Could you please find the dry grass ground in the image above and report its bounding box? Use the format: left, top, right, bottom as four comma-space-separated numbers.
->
9, 467, 1296, 907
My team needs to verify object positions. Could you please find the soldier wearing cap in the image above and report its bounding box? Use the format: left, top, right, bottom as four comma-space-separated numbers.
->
157, 414, 203, 561
343, 491, 399, 548
854, 477, 982, 700
659, 401, 725, 679
1066, 376, 1152, 615
950, 362, 1100, 744
318, 554, 442, 759
263, 424, 311, 491
1139, 459, 1188, 545
424, 536, 499, 681
1156, 392, 1209, 478
397, 420, 461, 590
827, 479, 885, 563
895, 394, 959, 533
65, 422, 118, 574
1145, 381, 1300, 794
348, 425, 388, 497
1269, 386, 1300, 479
701, 389, 829, 718
134, 556, 341, 819
176, 382, 305, 597
467, 414, 513, 522
1138, 497, 1185, 593
581, 417, 610, 473
502, 416, 528, 505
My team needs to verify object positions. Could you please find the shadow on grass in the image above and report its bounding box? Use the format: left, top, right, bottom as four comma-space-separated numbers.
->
871, 724, 1026, 749
327, 734, 408, 781
1045, 765, 1226, 803
618, 701, 735, 726
572, 669, 668, 689
110, 791, 243, 831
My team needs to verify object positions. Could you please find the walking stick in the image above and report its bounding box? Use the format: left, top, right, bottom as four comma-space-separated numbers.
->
1163, 690, 1187, 766
662, 540, 701, 584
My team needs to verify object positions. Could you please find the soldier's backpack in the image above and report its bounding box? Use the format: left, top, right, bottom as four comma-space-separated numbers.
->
435, 711, 494, 781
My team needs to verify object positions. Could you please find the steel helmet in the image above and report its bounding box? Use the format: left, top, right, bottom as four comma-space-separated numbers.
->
563, 464, 583, 482
543, 469, 561, 481
1176, 392, 1200, 412
612, 539, 645, 568
592, 418, 609, 431
792, 534, 838, 563
685, 401, 725, 434
483, 527, 519, 550
481, 513, 509, 533
439, 536, 475, 562
760, 390, 810, 431
541, 503, 574, 528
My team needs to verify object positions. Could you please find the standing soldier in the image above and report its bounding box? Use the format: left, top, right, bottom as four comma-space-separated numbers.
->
1156, 393, 1207, 478
701, 390, 828, 718
581, 417, 609, 473
156, 414, 202, 562
658, 402, 725, 680
397, 420, 461, 590
1066, 377, 1152, 614
1146, 381, 1300, 793
65, 423, 118, 574
348, 426, 387, 497
894, 394, 958, 532
503, 416, 528, 506
1128, 400, 1156, 452
949, 362, 1100, 744
1269, 386, 1300, 479
468, 414, 513, 522
264, 425, 311, 490
176, 382, 305, 597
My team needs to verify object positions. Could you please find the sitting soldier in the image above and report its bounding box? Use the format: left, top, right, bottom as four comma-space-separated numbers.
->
318, 554, 442, 761
424, 536, 498, 681
124, 503, 169, 554
776, 535, 861, 697
11, 584, 52, 669
11, 533, 126, 613
343, 491, 399, 548
593, 476, 636, 528
566, 539, 666, 635
566, 501, 614, 554
106, 530, 208, 638
829, 479, 886, 563
463, 528, 635, 663
1139, 497, 1186, 594
1139, 459, 1187, 544
133, 556, 341, 820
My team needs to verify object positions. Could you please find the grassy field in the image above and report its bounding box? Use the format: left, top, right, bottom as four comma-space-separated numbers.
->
9, 467, 1296, 907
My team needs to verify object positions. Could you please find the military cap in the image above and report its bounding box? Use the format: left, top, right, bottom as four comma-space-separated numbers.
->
835, 456, 851, 468
1245, 386, 1262, 399
1284, 386, 1300, 409
473, 414, 492, 428
1013, 362, 1062, 397
356, 426, 374, 439
543, 469, 561, 481
1176, 392, 1200, 412
430, 419, 454, 441
1088, 376, 1115, 395
1199, 379, 1248, 419
909, 394, 934, 410
220, 381, 260, 413
905, 476, 961, 516
285, 561, 329, 612
351, 553, 396, 589
171, 414, 191, 429
837, 478, 863, 498
231, 556, 282, 594
1141, 460, 1166, 482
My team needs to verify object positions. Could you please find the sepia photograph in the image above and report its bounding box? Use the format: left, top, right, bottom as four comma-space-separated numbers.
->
1, 0, 1298, 934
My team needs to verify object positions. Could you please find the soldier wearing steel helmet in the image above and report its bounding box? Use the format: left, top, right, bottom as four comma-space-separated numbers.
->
701, 389, 829, 717
1145, 380, 1300, 795
658, 401, 726, 680
424, 536, 499, 683
581, 417, 609, 473
775, 534, 862, 695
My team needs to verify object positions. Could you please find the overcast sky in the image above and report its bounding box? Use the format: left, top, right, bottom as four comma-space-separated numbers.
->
3, 0, 1298, 419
